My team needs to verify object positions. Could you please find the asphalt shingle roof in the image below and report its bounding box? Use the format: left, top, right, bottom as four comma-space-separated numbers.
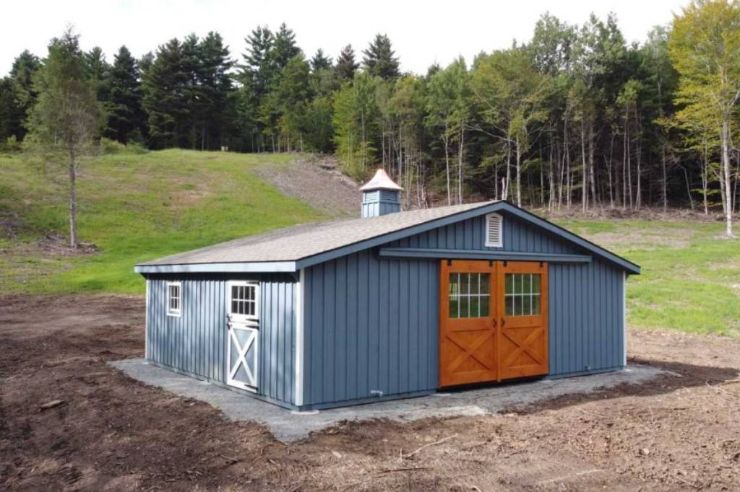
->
140, 201, 497, 266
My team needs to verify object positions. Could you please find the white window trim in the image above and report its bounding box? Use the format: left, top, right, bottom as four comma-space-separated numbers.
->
227, 280, 260, 325
166, 281, 182, 317
485, 213, 503, 248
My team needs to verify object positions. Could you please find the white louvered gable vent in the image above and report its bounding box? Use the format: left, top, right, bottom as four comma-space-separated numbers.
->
485, 213, 503, 247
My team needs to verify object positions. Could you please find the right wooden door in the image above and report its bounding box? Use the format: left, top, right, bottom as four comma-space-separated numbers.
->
496, 261, 549, 380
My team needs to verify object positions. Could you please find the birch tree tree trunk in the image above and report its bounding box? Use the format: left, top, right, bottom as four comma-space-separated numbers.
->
458, 124, 464, 204
721, 119, 734, 236
68, 150, 78, 248
444, 121, 451, 205
515, 135, 522, 207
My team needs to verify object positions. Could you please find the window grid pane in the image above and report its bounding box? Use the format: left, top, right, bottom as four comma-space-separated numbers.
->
449, 272, 490, 319
230, 284, 257, 318
505, 273, 541, 317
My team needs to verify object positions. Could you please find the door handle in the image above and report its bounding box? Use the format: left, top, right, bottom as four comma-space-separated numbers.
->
501, 318, 506, 327
492, 318, 497, 328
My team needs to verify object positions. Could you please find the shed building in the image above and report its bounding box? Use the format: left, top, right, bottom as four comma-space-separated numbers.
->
135, 169, 640, 410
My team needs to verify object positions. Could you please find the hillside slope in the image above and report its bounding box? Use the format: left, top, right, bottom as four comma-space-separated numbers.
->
0, 150, 344, 293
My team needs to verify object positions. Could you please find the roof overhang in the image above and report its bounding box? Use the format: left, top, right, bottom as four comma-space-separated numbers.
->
134, 261, 297, 274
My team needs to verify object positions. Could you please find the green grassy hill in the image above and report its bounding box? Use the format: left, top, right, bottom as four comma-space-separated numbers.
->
1, 148, 737, 336
0, 149, 324, 293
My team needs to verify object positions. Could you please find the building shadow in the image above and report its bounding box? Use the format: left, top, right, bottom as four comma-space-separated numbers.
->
515, 356, 740, 414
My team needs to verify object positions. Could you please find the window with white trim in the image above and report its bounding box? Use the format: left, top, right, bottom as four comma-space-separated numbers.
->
166, 282, 182, 316
229, 282, 259, 320
485, 213, 503, 247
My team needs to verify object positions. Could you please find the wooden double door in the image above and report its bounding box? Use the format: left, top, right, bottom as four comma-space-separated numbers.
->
439, 260, 549, 387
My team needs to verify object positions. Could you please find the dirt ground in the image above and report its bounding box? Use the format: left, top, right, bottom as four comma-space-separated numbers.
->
1, 295, 738, 491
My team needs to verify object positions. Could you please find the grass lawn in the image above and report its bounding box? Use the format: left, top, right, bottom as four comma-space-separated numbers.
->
555, 217, 739, 336
0, 149, 323, 293
1, 148, 737, 336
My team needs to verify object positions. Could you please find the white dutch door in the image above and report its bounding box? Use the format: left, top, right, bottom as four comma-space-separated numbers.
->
226, 281, 259, 392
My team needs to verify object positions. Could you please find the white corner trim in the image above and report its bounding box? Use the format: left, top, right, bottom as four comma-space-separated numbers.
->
144, 279, 150, 359
623, 272, 628, 367
294, 268, 305, 407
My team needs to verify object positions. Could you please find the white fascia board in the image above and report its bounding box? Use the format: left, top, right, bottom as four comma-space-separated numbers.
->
134, 261, 297, 274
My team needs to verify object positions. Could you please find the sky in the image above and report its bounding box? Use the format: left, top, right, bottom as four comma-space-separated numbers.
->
1, 0, 689, 76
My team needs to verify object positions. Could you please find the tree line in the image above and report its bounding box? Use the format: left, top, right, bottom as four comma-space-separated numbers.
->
0, 0, 737, 239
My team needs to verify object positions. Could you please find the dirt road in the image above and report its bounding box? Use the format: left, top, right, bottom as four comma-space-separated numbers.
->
1, 295, 738, 490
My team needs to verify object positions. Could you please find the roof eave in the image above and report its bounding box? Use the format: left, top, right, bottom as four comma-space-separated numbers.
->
134, 261, 297, 275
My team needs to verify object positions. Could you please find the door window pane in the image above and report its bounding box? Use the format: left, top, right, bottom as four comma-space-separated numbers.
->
230, 283, 258, 319
449, 272, 490, 318
505, 273, 542, 317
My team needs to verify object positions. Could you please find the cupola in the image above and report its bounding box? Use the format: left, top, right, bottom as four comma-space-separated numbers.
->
359, 169, 403, 218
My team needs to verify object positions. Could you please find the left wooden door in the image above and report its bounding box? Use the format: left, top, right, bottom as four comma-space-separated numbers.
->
226, 281, 259, 392
439, 260, 498, 386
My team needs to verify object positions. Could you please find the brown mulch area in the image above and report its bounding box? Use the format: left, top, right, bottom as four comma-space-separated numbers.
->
1, 294, 738, 490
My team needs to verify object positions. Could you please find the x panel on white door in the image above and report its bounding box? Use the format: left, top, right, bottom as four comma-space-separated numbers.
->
226, 281, 259, 392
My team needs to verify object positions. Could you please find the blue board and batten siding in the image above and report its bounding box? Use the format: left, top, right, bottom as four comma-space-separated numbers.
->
143, 207, 630, 410
145, 275, 297, 407
302, 251, 439, 408
300, 211, 626, 408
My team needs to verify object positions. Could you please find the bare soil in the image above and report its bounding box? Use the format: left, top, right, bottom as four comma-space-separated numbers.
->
255, 155, 361, 218
1, 295, 738, 490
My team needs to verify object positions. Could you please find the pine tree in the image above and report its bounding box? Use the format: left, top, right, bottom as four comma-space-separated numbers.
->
271, 23, 301, 72
0, 78, 18, 144
0, 51, 41, 141
142, 38, 189, 149
196, 32, 234, 149
363, 34, 400, 80
310, 49, 332, 72
335, 45, 358, 81
84, 46, 111, 103
242, 26, 273, 98
105, 45, 145, 144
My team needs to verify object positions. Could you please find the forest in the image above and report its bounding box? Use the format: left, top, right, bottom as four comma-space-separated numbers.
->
0, 0, 737, 235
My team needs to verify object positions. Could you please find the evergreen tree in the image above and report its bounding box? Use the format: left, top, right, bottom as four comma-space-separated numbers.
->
197, 32, 234, 149
0, 51, 41, 142
105, 45, 145, 143
270, 23, 301, 72
142, 38, 189, 148
310, 49, 332, 72
240, 26, 273, 150
242, 26, 273, 98
0, 78, 19, 144
363, 34, 400, 80
84, 46, 111, 103
335, 44, 358, 81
